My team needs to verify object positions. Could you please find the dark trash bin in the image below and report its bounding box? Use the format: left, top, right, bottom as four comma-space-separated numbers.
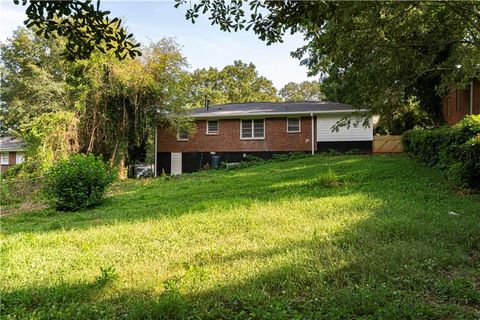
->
211, 155, 221, 169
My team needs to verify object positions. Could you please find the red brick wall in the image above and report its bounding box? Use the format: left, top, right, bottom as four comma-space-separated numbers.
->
9, 152, 16, 165
157, 117, 315, 153
474, 79, 480, 116
0, 152, 17, 173
443, 80, 480, 125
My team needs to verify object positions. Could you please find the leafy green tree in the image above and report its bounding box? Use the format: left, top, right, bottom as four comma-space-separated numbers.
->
375, 97, 432, 135
0, 28, 71, 134
176, 1, 480, 127
13, 0, 141, 60
19, 111, 79, 176
75, 39, 190, 176
279, 81, 323, 102
1, 28, 190, 177
187, 60, 279, 107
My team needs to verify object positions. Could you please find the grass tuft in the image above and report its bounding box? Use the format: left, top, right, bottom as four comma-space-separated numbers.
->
95, 265, 118, 287
311, 166, 341, 188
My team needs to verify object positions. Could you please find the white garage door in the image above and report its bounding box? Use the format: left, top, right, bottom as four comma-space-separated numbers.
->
317, 116, 373, 142
171, 152, 182, 175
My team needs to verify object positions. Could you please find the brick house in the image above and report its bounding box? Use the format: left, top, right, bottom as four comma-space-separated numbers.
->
155, 101, 375, 175
442, 79, 480, 125
0, 137, 25, 173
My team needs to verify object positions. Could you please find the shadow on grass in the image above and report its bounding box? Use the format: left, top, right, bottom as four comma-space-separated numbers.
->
2, 155, 480, 318
2, 208, 479, 319
0, 155, 387, 235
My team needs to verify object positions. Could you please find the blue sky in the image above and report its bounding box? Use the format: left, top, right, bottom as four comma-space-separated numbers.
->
0, 1, 313, 89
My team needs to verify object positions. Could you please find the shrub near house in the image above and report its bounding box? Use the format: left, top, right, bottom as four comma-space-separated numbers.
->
402, 115, 480, 189
43, 154, 117, 211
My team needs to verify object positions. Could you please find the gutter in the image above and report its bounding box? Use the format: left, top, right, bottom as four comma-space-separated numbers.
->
190, 109, 369, 120
310, 113, 315, 155
470, 80, 474, 115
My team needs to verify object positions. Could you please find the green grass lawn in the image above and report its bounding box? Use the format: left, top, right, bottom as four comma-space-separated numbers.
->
1, 155, 479, 319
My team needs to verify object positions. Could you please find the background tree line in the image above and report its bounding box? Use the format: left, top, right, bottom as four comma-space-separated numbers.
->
6, 0, 478, 177
11, 0, 478, 136
0, 28, 321, 177
178, 0, 479, 132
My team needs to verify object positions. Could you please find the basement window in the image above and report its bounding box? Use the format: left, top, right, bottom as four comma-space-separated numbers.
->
206, 120, 219, 134
287, 118, 301, 133
177, 130, 189, 141
241, 119, 265, 139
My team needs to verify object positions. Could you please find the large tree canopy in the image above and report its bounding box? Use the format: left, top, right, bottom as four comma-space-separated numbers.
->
0, 28, 70, 133
187, 60, 279, 107
176, 1, 480, 127
1, 28, 189, 176
1, 28, 284, 176
279, 81, 323, 102
13, 0, 141, 60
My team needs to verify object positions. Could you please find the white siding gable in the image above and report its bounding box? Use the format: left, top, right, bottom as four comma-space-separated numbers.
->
317, 115, 373, 142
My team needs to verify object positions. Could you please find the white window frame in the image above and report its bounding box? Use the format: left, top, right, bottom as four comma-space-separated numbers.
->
177, 130, 189, 141
1, 152, 9, 165
16, 152, 24, 164
206, 120, 219, 135
287, 117, 301, 133
240, 119, 265, 140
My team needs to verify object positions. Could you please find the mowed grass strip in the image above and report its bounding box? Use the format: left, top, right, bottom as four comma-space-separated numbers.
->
1, 155, 479, 319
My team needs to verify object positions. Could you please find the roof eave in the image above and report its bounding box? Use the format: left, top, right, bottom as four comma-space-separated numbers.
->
0, 148, 25, 152
190, 109, 369, 119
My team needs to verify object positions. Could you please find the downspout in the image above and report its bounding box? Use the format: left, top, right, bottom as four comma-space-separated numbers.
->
470, 80, 474, 115
154, 124, 158, 177
310, 113, 315, 155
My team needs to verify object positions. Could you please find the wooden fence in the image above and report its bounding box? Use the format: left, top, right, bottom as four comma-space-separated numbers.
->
373, 135, 403, 153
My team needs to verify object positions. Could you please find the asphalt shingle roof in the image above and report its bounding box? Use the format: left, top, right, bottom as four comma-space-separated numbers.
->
0, 137, 25, 152
189, 101, 361, 118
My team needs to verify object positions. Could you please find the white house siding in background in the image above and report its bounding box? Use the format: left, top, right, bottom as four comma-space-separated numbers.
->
316, 115, 373, 142
16, 152, 24, 164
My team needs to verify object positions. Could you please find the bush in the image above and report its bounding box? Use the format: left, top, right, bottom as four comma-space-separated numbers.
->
43, 154, 116, 211
402, 115, 480, 189
0, 177, 15, 206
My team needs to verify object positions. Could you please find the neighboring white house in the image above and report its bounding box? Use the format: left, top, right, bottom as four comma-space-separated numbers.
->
0, 137, 25, 173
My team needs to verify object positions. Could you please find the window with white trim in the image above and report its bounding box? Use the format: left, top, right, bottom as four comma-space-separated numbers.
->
16, 152, 25, 164
241, 119, 264, 139
177, 130, 189, 141
287, 118, 301, 133
207, 120, 219, 134
1, 152, 9, 165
